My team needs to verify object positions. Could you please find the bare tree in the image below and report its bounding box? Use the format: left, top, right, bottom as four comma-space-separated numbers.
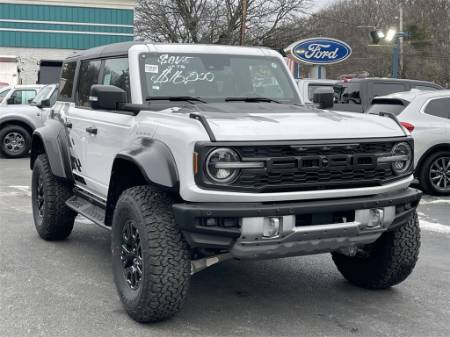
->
135, 0, 311, 45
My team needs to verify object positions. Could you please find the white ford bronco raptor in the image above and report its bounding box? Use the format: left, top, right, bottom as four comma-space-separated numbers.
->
30, 41, 422, 323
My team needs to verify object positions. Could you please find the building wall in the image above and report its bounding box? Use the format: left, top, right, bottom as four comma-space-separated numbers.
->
0, 0, 135, 84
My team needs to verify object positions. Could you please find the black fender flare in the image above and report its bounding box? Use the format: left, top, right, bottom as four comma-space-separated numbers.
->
30, 119, 73, 181
114, 138, 179, 189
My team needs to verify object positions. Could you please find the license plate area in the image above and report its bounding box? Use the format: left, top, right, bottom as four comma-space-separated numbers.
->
295, 210, 355, 227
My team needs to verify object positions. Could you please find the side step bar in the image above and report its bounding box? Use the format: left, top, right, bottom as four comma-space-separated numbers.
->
66, 195, 110, 231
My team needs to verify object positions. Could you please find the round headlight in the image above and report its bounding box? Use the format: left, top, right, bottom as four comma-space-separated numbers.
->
206, 148, 240, 183
391, 142, 412, 175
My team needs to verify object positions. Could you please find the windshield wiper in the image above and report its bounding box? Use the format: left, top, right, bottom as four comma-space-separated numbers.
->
145, 96, 206, 103
224, 96, 280, 103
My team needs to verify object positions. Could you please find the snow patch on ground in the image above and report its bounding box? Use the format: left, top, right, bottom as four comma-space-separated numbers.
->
419, 219, 450, 234
8, 185, 31, 197
420, 199, 450, 206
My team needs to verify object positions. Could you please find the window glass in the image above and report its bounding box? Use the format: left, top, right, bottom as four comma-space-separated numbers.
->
31, 86, 52, 104
334, 83, 361, 104
371, 83, 407, 98
424, 98, 450, 119
77, 59, 101, 107
141, 53, 298, 104
366, 103, 406, 116
59, 62, 77, 100
9, 90, 36, 104
49, 88, 58, 106
103, 58, 130, 101
0, 88, 10, 103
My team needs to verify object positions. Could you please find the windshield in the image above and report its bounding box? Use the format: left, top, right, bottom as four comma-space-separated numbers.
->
140, 53, 300, 104
0, 88, 10, 103
366, 102, 407, 116
31, 86, 53, 104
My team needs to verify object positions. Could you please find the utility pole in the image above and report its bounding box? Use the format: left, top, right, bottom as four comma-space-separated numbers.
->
399, 4, 404, 78
240, 0, 248, 45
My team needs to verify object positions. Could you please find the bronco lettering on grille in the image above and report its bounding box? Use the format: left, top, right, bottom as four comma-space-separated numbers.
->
267, 154, 377, 173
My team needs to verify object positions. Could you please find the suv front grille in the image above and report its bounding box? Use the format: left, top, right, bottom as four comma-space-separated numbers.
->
195, 139, 410, 193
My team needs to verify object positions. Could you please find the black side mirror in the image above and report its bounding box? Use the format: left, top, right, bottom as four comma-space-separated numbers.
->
28, 98, 34, 104
38, 98, 51, 108
89, 84, 127, 110
6, 97, 15, 105
313, 87, 334, 109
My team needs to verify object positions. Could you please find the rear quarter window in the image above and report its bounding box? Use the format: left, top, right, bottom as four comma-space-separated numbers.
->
424, 97, 450, 119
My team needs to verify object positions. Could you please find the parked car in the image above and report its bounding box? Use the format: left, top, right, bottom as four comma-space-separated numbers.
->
31, 41, 421, 323
333, 78, 442, 113
296, 78, 337, 104
0, 84, 44, 106
368, 90, 450, 195
0, 84, 58, 157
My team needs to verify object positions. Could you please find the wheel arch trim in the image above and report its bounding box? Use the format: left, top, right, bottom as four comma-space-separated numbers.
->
415, 143, 450, 176
30, 120, 73, 181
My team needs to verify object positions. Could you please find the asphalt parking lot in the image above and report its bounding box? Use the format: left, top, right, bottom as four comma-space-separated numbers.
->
1, 157, 449, 337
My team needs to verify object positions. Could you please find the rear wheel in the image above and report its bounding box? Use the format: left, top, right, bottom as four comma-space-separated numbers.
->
111, 185, 190, 323
31, 154, 76, 240
419, 151, 450, 196
0, 125, 31, 158
332, 212, 420, 289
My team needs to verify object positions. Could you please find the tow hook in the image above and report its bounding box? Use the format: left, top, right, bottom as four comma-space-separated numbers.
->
190, 253, 233, 275
336, 246, 358, 257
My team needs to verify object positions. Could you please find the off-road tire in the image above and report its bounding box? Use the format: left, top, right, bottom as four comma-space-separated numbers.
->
31, 154, 76, 240
332, 212, 420, 289
111, 185, 190, 323
0, 124, 31, 158
419, 151, 450, 196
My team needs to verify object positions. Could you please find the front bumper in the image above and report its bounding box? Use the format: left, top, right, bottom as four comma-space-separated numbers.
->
173, 188, 422, 260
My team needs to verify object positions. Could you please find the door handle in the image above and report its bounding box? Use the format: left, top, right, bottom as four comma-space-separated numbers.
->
85, 126, 98, 135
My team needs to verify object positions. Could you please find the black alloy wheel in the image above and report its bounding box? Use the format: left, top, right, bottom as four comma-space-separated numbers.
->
121, 220, 144, 290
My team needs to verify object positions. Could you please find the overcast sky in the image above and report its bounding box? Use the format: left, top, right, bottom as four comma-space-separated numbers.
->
310, 0, 334, 12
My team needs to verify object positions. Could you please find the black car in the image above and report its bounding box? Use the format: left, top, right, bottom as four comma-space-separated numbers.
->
332, 78, 442, 113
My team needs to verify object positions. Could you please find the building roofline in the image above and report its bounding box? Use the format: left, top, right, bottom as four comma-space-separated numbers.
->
0, 0, 136, 10
66, 41, 280, 61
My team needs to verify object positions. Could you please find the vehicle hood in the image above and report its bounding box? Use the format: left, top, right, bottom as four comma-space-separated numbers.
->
188, 103, 405, 141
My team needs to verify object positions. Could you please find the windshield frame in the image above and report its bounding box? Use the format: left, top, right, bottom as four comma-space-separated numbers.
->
138, 52, 301, 105
0, 87, 11, 103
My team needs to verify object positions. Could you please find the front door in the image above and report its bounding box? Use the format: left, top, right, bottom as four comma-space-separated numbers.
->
66, 57, 134, 198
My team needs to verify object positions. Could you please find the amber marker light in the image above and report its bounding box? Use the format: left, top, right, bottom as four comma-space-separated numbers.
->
193, 152, 199, 175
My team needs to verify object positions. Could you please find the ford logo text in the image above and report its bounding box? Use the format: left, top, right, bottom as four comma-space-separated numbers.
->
286, 37, 352, 65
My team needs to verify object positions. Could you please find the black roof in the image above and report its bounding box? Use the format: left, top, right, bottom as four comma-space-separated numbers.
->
342, 77, 440, 85
66, 41, 146, 61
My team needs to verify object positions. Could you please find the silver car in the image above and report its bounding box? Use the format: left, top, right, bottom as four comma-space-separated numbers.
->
0, 84, 58, 158
368, 90, 450, 195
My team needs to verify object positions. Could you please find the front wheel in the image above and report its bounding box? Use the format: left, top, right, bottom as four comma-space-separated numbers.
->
111, 185, 191, 323
332, 212, 420, 289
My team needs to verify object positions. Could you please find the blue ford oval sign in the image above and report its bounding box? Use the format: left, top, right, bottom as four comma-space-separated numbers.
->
287, 37, 352, 65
